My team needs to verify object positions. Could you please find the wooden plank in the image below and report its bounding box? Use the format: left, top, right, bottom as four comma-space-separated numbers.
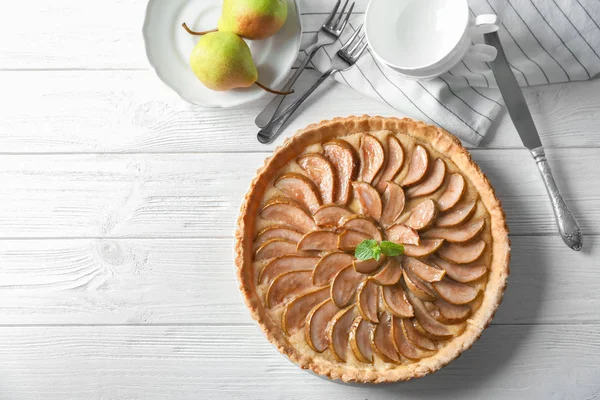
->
0, 324, 597, 399
0, 235, 598, 325
0, 149, 595, 238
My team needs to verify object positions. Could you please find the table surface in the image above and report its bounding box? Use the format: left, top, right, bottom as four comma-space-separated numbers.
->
1, 0, 599, 399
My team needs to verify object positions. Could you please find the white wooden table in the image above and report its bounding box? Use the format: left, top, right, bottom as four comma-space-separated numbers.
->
1, 0, 599, 399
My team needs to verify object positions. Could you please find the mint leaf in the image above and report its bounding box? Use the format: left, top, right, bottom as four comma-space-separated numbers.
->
380, 241, 404, 257
372, 246, 382, 261
355, 239, 378, 260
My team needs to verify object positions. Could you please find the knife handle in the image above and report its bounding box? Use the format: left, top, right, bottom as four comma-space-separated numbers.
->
530, 146, 583, 251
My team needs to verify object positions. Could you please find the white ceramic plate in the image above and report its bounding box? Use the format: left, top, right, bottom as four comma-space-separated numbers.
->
143, 0, 302, 107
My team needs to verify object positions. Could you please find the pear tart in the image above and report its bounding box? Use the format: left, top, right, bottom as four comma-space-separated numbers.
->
235, 116, 510, 383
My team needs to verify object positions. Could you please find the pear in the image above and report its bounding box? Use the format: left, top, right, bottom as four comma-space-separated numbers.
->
188, 31, 290, 94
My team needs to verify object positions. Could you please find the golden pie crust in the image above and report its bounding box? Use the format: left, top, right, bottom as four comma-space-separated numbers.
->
235, 116, 510, 383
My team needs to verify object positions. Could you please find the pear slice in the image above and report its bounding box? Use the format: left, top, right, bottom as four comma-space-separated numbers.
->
406, 159, 446, 198
386, 224, 420, 245
402, 269, 437, 301
405, 199, 438, 231
266, 270, 314, 308
370, 312, 400, 363
349, 316, 374, 363
341, 215, 383, 241
403, 257, 446, 282
402, 145, 429, 186
254, 225, 303, 247
405, 290, 458, 339
423, 218, 485, 243
297, 153, 336, 205
259, 255, 320, 284
330, 265, 364, 307
381, 284, 414, 317
326, 305, 357, 362
436, 200, 477, 228
313, 204, 353, 227
375, 135, 404, 192
431, 256, 487, 283
357, 279, 380, 323
359, 134, 385, 184
274, 173, 322, 213
297, 230, 339, 252
352, 182, 383, 221
437, 173, 465, 211
380, 181, 406, 228
371, 258, 403, 286
434, 298, 472, 323
323, 139, 358, 205
312, 251, 354, 286
403, 239, 444, 257
354, 256, 386, 274
254, 238, 298, 261
281, 287, 330, 335
391, 316, 431, 360
305, 299, 340, 352
438, 240, 486, 264
338, 229, 370, 252
260, 197, 316, 233
431, 277, 480, 305
401, 318, 436, 351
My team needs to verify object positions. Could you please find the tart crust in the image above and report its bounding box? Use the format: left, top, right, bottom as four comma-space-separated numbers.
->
235, 116, 510, 383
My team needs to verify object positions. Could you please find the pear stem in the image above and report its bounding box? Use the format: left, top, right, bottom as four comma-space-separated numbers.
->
182, 23, 217, 35
255, 82, 294, 96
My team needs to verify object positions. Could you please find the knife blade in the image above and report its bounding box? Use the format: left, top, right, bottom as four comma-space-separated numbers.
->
485, 31, 582, 251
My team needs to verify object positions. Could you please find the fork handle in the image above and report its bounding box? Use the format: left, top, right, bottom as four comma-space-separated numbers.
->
257, 69, 336, 144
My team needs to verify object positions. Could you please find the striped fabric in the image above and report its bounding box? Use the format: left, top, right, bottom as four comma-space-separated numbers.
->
306, 0, 600, 145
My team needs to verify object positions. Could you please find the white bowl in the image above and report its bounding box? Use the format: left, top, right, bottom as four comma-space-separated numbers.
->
143, 0, 302, 107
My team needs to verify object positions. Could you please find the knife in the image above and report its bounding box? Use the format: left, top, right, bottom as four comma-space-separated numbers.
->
485, 31, 583, 251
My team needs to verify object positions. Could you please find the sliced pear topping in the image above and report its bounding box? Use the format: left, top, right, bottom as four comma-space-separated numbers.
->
401, 318, 436, 351
387, 224, 420, 246
402, 268, 437, 301
403, 257, 445, 282
349, 316, 374, 363
406, 159, 446, 198
297, 153, 336, 204
259, 255, 320, 284
255, 238, 298, 261
357, 279, 380, 323
312, 251, 354, 286
255, 225, 303, 247
436, 200, 477, 228
266, 270, 314, 308
354, 256, 386, 274
338, 229, 370, 252
382, 284, 414, 317
423, 218, 485, 243
403, 239, 444, 257
260, 197, 316, 233
371, 258, 403, 286
323, 139, 358, 205
341, 215, 382, 241
305, 299, 340, 352
402, 145, 429, 186
297, 230, 339, 252
330, 265, 364, 307
437, 173, 465, 211
375, 135, 404, 192
435, 298, 472, 323
352, 182, 383, 221
405, 199, 438, 231
380, 181, 406, 228
371, 312, 400, 363
281, 287, 330, 335
438, 240, 486, 264
313, 204, 353, 227
431, 256, 487, 283
431, 277, 480, 305
391, 316, 429, 360
405, 290, 457, 339
359, 134, 385, 184
326, 305, 357, 362
274, 173, 322, 213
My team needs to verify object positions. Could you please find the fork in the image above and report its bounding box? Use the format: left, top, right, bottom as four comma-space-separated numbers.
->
257, 25, 368, 144
254, 0, 355, 128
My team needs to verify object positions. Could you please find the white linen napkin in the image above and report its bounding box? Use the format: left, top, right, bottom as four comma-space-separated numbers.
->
306, 0, 600, 145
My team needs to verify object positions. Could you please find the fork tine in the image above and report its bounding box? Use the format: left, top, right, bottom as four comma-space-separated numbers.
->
333, 0, 349, 29
336, 2, 355, 33
352, 41, 369, 60
347, 32, 365, 55
323, 0, 341, 28
340, 23, 363, 51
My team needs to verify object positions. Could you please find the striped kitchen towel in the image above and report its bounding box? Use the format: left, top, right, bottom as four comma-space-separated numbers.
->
307, 0, 600, 145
